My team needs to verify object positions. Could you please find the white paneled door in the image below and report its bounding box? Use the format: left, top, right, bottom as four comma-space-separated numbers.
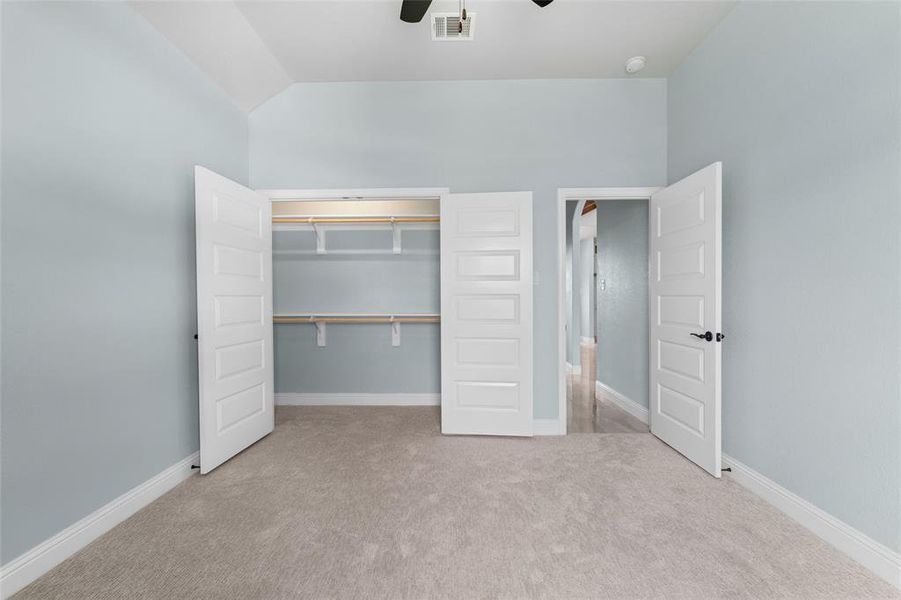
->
649, 162, 723, 476
194, 166, 274, 473
440, 192, 533, 436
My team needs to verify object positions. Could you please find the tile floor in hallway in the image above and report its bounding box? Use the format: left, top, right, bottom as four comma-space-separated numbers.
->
567, 342, 648, 434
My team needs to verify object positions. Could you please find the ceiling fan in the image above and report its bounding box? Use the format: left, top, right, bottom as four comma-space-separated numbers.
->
400, 0, 553, 24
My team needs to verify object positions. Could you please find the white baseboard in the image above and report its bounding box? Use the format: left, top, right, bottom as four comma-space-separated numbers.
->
276, 393, 440, 406
0, 451, 199, 599
722, 454, 900, 589
565, 362, 582, 376
595, 380, 649, 424
592, 380, 900, 588
533, 418, 565, 436
592, 377, 899, 588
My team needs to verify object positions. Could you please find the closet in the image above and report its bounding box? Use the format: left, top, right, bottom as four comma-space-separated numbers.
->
194, 167, 534, 473
271, 197, 442, 397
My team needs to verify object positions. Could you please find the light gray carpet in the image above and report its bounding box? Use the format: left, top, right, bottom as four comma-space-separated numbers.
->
16, 407, 898, 599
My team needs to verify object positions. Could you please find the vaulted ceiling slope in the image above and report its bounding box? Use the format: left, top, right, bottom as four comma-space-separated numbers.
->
131, 0, 734, 112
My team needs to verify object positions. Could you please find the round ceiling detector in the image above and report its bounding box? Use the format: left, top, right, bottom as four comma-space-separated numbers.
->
625, 56, 646, 74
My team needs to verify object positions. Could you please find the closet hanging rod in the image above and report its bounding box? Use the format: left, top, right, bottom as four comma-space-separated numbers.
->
272, 216, 439, 224
273, 314, 440, 324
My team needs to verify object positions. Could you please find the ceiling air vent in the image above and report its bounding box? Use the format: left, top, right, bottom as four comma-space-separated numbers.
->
431, 12, 476, 41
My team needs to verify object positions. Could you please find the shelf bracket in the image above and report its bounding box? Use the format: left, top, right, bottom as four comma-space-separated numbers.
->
391, 318, 401, 347
313, 319, 326, 347
310, 220, 326, 254
391, 217, 401, 254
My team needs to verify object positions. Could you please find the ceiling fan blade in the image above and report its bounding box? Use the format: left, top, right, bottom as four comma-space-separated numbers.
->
400, 0, 433, 23
532, 0, 554, 6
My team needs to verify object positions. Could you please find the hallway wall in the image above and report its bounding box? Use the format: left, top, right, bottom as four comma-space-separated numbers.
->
595, 200, 649, 407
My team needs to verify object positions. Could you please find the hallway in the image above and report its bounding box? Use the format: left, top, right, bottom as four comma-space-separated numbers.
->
567, 343, 648, 434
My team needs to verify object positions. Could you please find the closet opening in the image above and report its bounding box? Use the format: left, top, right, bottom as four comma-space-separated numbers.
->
196, 170, 535, 472
267, 190, 445, 408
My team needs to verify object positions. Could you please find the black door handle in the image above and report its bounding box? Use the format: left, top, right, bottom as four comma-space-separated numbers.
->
691, 331, 714, 342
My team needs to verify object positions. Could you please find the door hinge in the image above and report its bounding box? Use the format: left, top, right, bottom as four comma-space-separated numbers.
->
716, 332, 725, 342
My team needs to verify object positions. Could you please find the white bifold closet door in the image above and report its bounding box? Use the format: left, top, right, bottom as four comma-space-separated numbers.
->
649, 162, 723, 477
194, 166, 274, 474
440, 192, 533, 436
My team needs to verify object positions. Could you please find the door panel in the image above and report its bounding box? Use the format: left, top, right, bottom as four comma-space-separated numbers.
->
195, 166, 274, 473
650, 163, 722, 476
441, 192, 533, 436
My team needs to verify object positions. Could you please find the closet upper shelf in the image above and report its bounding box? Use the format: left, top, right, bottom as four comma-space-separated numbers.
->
272, 215, 438, 255
273, 216, 438, 224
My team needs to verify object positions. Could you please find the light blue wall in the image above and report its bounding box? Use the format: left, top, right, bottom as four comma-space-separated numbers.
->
0, 2, 248, 563
274, 229, 440, 392
580, 234, 596, 340
250, 79, 667, 417
564, 202, 577, 364
570, 202, 584, 366
668, 1, 901, 551
595, 201, 648, 406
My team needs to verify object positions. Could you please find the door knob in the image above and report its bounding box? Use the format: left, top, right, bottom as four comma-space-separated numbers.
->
691, 331, 713, 342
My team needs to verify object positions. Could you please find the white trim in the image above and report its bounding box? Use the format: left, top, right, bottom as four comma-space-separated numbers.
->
579, 337, 596, 346
259, 187, 449, 202
723, 454, 901, 589
533, 418, 565, 436
557, 187, 660, 436
559, 188, 662, 202
276, 393, 440, 406
595, 380, 649, 424
565, 362, 582, 376
0, 452, 199, 599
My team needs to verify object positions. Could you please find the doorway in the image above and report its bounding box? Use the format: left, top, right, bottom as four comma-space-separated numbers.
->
557, 167, 724, 476
561, 192, 651, 434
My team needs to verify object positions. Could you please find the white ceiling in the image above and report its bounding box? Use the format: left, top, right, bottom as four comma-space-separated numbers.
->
132, 0, 734, 112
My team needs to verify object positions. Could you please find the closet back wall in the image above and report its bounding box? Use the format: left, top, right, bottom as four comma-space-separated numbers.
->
249, 79, 667, 416
274, 229, 440, 393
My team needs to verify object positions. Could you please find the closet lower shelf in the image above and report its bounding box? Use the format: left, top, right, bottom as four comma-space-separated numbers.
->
273, 313, 439, 347
273, 313, 439, 324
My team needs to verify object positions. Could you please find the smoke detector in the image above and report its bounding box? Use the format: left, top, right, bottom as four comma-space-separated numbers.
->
625, 56, 647, 74
431, 12, 476, 41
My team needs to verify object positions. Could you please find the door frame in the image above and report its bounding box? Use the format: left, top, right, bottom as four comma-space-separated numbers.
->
260, 188, 450, 203
256, 186, 450, 405
556, 187, 661, 435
